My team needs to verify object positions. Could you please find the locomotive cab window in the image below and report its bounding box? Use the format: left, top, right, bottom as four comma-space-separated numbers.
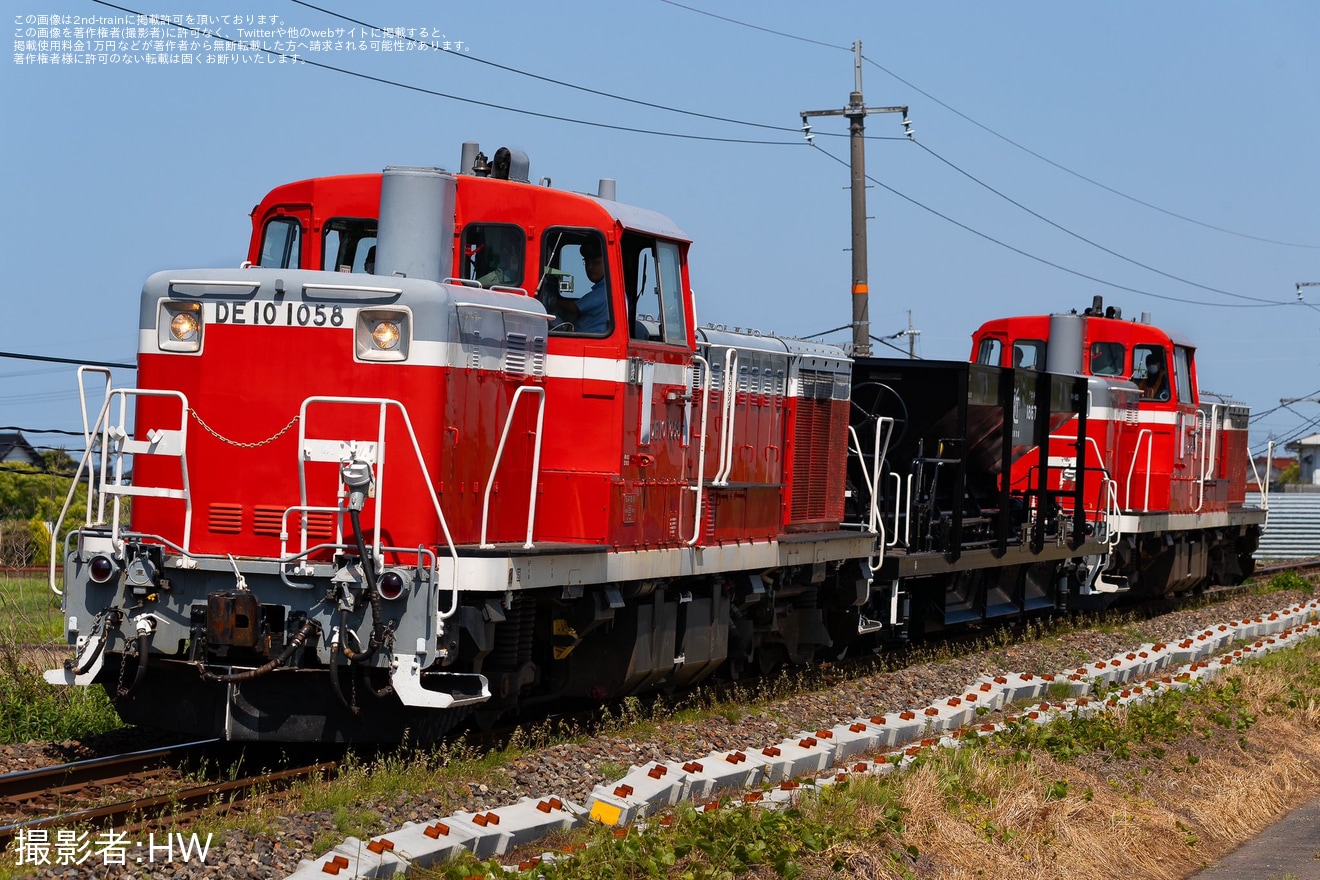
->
1013, 340, 1044, 370
1173, 345, 1193, 404
258, 217, 301, 268
1089, 341, 1125, 376
538, 228, 612, 336
1133, 344, 1171, 401
622, 232, 688, 346
460, 223, 525, 289
975, 337, 1002, 366
322, 218, 377, 273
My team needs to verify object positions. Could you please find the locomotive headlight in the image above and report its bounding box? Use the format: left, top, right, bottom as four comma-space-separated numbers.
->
371, 320, 401, 351
88, 553, 121, 584
157, 301, 203, 353
355, 308, 410, 362
377, 568, 409, 601
171, 311, 200, 341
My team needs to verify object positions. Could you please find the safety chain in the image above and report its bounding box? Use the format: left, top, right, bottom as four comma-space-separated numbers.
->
115, 634, 134, 699
189, 408, 300, 448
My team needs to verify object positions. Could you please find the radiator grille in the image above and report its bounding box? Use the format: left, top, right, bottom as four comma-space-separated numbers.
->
790, 373, 848, 525
253, 506, 334, 540
503, 332, 546, 377
208, 503, 243, 535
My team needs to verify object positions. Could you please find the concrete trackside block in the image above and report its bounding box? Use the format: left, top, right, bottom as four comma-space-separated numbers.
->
1017, 702, 1065, 726
1195, 629, 1225, 656
1168, 639, 1197, 667
1183, 661, 1219, 684
1138, 643, 1171, 674
971, 680, 1008, 712
757, 735, 837, 783
1106, 654, 1146, 685
1060, 672, 1092, 698
973, 676, 1011, 711
1066, 696, 1104, 720
875, 710, 926, 746
478, 796, 582, 847
827, 721, 884, 761
1004, 673, 1044, 705
759, 779, 812, 807
920, 697, 974, 733
438, 811, 515, 858
587, 762, 686, 826
852, 715, 900, 749
840, 757, 898, 779
287, 837, 410, 880
677, 751, 765, 801
333, 837, 410, 879
360, 819, 487, 869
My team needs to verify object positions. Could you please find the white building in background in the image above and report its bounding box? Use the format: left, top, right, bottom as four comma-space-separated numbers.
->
1286, 434, 1320, 487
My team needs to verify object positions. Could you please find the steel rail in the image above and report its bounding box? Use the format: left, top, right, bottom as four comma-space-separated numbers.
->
0, 761, 337, 850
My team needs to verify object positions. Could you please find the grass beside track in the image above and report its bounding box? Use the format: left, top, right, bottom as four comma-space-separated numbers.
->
0, 574, 122, 744
0, 571, 1315, 879
433, 632, 1320, 880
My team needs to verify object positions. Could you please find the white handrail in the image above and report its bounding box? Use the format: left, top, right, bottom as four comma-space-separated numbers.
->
868, 416, 894, 569
296, 397, 462, 622
48, 387, 192, 595
480, 386, 547, 549
847, 425, 872, 512
713, 348, 739, 486
846, 417, 894, 565
77, 367, 113, 526
687, 355, 713, 546
888, 472, 903, 548
1124, 429, 1154, 512
904, 473, 914, 545
1194, 404, 1221, 513
1047, 432, 1113, 520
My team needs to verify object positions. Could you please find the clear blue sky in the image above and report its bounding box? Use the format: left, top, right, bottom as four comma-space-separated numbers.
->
3, 1, 1318, 464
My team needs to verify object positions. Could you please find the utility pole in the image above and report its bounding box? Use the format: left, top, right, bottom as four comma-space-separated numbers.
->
1298, 281, 1320, 302
899, 310, 920, 359
801, 40, 910, 358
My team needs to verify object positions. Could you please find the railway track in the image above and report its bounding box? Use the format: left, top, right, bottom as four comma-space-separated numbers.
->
0, 740, 338, 851
3, 559, 1313, 856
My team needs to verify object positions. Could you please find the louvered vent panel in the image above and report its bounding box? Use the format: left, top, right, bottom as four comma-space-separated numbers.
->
790, 371, 848, 525
208, 503, 243, 535
505, 332, 528, 375
253, 506, 333, 539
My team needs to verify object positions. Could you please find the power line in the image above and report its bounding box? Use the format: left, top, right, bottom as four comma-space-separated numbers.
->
1250, 391, 1320, 424
287, 1, 907, 144
289, 0, 800, 137
912, 141, 1289, 306
810, 144, 1291, 310
862, 58, 1320, 251
0, 350, 135, 370
645, 0, 1319, 249
655, 0, 850, 52
88, 0, 803, 146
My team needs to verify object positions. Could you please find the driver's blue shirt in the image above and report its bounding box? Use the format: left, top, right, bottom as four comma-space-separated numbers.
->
574, 279, 609, 334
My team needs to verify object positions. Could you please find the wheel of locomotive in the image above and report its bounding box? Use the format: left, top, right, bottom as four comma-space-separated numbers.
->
1235, 554, 1255, 584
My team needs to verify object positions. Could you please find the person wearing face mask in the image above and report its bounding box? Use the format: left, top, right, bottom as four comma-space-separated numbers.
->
1139, 351, 1170, 400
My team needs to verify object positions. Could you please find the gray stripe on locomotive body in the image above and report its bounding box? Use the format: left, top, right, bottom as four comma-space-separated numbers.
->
138, 267, 532, 346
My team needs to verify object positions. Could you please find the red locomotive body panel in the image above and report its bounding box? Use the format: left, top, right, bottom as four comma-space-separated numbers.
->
135, 164, 851, 560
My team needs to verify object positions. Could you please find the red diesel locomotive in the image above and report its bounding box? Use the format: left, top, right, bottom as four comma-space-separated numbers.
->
46, 143, 1264, 741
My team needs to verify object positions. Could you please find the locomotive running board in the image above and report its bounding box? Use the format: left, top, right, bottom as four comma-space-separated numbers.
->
391, 656, 491, 709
